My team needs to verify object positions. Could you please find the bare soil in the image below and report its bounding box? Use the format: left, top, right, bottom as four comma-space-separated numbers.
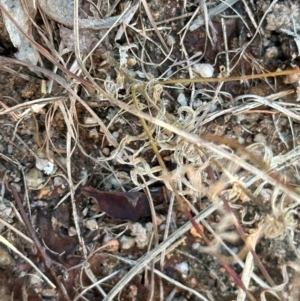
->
0, 1, 300, 301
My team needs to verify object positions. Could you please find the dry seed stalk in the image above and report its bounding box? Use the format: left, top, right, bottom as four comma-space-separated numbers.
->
159, 68, 300, 85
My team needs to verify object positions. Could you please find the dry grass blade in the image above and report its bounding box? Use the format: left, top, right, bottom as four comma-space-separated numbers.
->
104, 253, 210, 301
0, 217, 34, 244
188, 0, 241, 30
160, 67, 300, 85
0, 56, 118, 146
102, 204, 216, 301
140, 0, 169, 53
1, 0, 300, 299
0, 235, 56, 289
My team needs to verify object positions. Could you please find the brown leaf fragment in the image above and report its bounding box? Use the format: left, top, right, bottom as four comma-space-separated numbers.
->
82, 186, 152, 222
37, 208, 78, 255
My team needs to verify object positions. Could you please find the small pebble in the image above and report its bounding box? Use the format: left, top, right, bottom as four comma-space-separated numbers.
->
104, 239, 119, 252
209, 103, 218, 112
84, 115, 97, 125
166, 35, 175, 46
260, 188, 271, 202
53, 177, 63, 187
231, 247, 239, 254
159, 224, 166, 231
89, 128, 99, 139
192, 63, 214, 78
175, 262, 189, 277
68, 226, 77, 236
120, 235, 135, 250
102, 147, 110, 156
192, 98, 202, 109
254, 133, 266, 143
32, 200, 44, 207
177, 93, 187, 106
192, 242, 200, 250
112, 131, 119, 139
85, 219, 98, 230
25, 168, 45, 189
7, 144, 13, 154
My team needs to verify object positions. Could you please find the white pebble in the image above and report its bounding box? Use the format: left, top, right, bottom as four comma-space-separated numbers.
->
68, 226, 77, 236
209, 103, 218, 112
175, 262, 189, 276
84, 116, 97, 125
192, 63, 214, 78
192, 242, 200, 250
43, 159, 54, 175
89, 128, 99, 139
7, 144, 13, 154
85, 219, 98, 230
136, 70, 146, 78
103, 233, 113, 244
112, 131, 119, 139
177, 93, 187, 106
102, 147, 110, 156
254, 133, 266, 143
166, 35, 175, 46
33, 200, 44, 207
192, 98, 202, 109
106, 108, 116, 120
260, 188, 271, 201
231, 247, 239, 254
159, 224, 166, 231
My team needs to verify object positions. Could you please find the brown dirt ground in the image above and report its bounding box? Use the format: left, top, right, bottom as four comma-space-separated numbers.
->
0, 1, 300, 301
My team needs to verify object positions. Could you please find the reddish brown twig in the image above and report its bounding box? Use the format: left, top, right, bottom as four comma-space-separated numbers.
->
185, 211, 257, 301
203, 162, 286, 301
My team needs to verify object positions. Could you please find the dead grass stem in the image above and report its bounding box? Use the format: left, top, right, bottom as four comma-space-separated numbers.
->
2, 0, 300, 300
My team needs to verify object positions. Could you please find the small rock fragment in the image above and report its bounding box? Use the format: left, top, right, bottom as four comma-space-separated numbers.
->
166, 35, 175, 46
177, 93, 187, 106
25, 168, 45, 189
68, 226, 77, 236
120, 235, 135, 250
102, 147, 110, 156
254, 133, 266, 143
175, 261, 189, 277
129, 222, 153, 249
263, 46, 278, 64
104, 239, 119, 252
192, 63, 214, 78
85, 219, 98, 230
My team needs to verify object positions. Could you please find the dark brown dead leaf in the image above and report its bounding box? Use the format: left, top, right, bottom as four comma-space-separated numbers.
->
82, 186, 152, 222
